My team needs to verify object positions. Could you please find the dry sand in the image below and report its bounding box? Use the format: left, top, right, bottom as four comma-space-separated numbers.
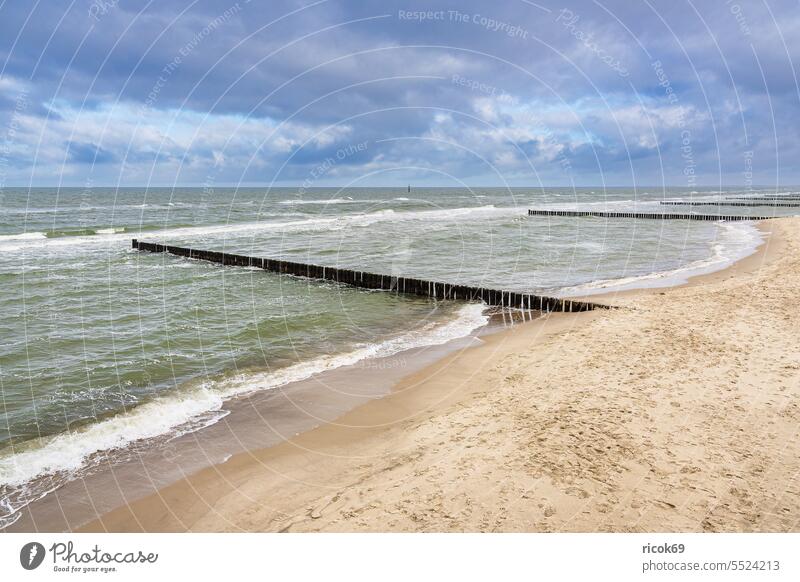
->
83, 218, 800, 532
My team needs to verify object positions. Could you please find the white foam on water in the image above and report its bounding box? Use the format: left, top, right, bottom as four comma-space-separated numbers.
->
0, 232, 47, 241
0, 303, 488, 490
558, 221, 764, 296
538, 198, 663, 211
279, 198, 358, 205
0, 205, 509, 253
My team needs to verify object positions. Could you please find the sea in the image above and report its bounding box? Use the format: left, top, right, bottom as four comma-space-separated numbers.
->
0, 186, 792, 529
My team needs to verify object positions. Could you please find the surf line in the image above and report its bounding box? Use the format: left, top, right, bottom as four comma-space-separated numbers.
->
132, 239, 610, 312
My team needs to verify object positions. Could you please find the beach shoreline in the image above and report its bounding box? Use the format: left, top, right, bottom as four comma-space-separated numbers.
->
0, 193, 774, 532
72, 217, 800, 532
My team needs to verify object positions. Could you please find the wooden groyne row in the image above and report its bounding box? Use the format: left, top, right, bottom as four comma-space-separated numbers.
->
727, 196, 800, 201
661, 201, 800, 208
527, 209, 772, 221
132, 240, 608, 312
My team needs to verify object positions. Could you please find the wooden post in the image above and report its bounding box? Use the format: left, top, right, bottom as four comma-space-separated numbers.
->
131, 240, 611, 313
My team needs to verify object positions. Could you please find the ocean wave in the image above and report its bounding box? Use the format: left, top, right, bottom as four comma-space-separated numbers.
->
0, 232, 47, 242
0, 303, 487, 493
540, 199, 662, 211
0, 227, 125, 245
279, 197, 356, 205
0, 205, 510, 253
48, 227, 128, 237
0, 202, 200, 216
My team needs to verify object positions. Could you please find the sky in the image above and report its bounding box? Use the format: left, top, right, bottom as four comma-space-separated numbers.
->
0, 0, 798, 188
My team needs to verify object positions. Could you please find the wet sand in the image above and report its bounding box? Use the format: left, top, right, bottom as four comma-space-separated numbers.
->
6, 306, 531, 532
80, 217, 800, 531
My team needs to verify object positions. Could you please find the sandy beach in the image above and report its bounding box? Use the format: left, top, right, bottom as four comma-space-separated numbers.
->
80, 217, 800, 533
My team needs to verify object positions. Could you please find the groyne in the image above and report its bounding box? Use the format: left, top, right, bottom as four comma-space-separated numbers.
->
661, 201, 800, 208
527, 209, 772, 221
132, 240, 608, 312
726, 196, 800, 201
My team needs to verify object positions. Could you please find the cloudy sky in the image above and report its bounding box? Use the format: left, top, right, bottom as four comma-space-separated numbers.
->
0, 0, 798, 187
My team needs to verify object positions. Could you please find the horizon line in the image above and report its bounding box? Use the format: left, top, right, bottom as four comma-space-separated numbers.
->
3, 184, 796, 190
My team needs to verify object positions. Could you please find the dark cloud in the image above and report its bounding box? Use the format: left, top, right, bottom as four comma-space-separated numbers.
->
66, 141, 116, 164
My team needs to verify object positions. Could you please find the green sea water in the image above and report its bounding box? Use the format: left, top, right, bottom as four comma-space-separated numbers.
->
0, 186, 785, 527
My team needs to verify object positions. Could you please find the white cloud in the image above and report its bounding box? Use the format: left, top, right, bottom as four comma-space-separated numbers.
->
6, 100, 353, 181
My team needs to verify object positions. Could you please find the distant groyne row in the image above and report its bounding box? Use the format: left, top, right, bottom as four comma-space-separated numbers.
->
726, 196, 800, 201
661, 201, 800, 208
132, 240, 609, 312
527, 209, 772, 221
